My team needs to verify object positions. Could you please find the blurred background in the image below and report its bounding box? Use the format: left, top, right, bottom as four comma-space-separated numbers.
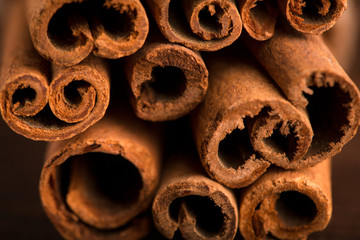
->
0, 0, 359, 239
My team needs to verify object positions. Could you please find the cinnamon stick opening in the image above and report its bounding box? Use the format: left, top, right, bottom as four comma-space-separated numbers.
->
275, 191, 317, 227
59, 152, 144, 229
126, 42, 208, 121
218, 127, 255, 170
146, 0, 242, 51
27, 0, 149, 66
169, 196, 225, 237
141, 66, 187, 101
278, 0, 346, 34
239, 0, 278, 40
304, 82, 352, 156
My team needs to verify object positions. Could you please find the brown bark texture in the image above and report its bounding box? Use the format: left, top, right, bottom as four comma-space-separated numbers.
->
152, 151, 238, 239
244, 23, 360, 170
192, 50, 314, 189
277, 0, 347, 35
125, 40, 208, 122
238, 0, 278, 40
239, 0, 346, 41
0, 1, 110, 141
239, 159, 332, 240
39, 109, 162, 239
145, 0, 242, 51
26, 0, 149, 66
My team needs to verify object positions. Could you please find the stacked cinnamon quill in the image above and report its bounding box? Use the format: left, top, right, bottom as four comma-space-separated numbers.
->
0, 0, 358, 239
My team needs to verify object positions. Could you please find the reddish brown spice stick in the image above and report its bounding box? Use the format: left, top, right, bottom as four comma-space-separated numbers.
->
192, 51, 313, 189
125, 41, 208, 121
238, 0, 278, 40
152, 154, 238, 239
239, 159, 332, 240
40, 110, 162, 239
277, 0, 347, 35
244, 23, 360, 167
26, 0, 149, 66
0, 2, 110, 141
145, 0, 242, 51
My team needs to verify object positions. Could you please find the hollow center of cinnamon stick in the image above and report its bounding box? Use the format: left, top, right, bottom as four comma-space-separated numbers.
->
64, 80, 92, 108
218, 128, 254, 169
97, 3, 134, 39
12, 86, 36, 109
294, 0, 333, 23
249, 0, 276, 27
263, 124, 298, 161
198, 4, 224, 35
275, 191, 317, 227
60, 152, 143, 219
142, 66, 187, 100
47, 3, 87, 50
170, 196, 224, 236
304, 83, 351, 155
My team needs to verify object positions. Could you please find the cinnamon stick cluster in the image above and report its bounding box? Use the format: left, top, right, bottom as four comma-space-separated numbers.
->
0, 0, 358, 239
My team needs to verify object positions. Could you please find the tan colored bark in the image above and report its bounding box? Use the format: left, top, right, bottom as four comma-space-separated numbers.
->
192, 51, 313, 189
244, 23, 360, 168
145, 0, 242, 51
40, 110, 162, 239
239, 159, 332, 240
0, 1, 110, 141
153, 153, 238, 239
125, 40, 208, 121
277, 0, 347, 35
26, 0, 149, 66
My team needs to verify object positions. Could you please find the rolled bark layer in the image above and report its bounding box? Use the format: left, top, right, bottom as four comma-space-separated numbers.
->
0, 2, 110, 141
238, 0, 278, 40
125, 41, 208, 121
192, 52, 313, 189
153, 154, 238, 239
239, 159, 332, 240
146, 0, 242, 51
40, 112, 161, 239
26, 0, 149, 66
277, 0, 347, 34
245, 24, 360, 167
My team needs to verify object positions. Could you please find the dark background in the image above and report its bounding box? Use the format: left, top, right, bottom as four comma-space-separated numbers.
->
0, 1, 360, 240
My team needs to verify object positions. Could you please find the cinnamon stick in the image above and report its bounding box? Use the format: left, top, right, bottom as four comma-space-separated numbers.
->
26, 0, 149, 66
239, 159, 332, 239
192, 50, 313, 189
277, 0, 347, 35
40, 110, 162, 239
125, 40, 208, 121
152, 120, 238, 239
145, 0, 242, 51
238, 0, 278, 40
244, 23, 360, 167
0, 3, 110, 141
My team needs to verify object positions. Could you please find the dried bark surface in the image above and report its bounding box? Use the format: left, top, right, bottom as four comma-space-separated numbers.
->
153, 150, 238, 239
26, 0, 149, 66
239, 159, 332, 240
245, 23, 360, 168
193, 51, 313, 189
146, 0, 242, 51
278, 0, 347, 35
125, 40, 208, 121
0, 1, 110, 141
239, 0, 346, 41
40, 110, 162, 239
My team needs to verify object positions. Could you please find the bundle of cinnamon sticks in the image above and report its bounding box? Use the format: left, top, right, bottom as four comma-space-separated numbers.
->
0, 0, 359, 239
